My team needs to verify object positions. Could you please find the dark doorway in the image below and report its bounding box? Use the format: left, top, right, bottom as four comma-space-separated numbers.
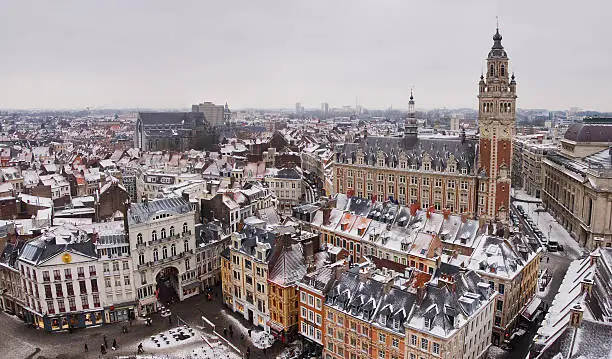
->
156, 267, 179, 304
248, 309, 254, 323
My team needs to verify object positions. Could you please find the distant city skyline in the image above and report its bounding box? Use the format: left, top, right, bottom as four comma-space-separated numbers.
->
0, 1, 610, 111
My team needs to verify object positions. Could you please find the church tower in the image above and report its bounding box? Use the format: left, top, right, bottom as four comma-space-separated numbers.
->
478, 27, 517, 222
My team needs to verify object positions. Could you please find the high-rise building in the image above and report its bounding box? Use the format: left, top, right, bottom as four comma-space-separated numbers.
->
321, 102, 329, 118
192, 101, 229, 127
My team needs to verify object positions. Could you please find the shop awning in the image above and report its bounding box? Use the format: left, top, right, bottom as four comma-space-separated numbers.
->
266, 320, 284, 333
182, 281, 201, 291
521, 297, 542, 321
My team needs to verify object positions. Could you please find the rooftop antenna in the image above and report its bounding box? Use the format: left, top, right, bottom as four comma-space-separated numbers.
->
496, 16, 499, 30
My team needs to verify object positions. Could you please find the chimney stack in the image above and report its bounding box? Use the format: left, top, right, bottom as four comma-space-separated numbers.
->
323, 206, 332, 226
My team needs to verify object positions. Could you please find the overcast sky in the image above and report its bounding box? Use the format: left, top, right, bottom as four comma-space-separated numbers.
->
0, 1, 609, 111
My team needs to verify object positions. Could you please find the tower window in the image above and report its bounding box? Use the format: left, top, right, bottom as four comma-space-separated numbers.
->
501, 65, 505, 76
490, 64, 494, 76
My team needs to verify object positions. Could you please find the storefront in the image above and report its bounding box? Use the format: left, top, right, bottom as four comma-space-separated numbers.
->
30, 310, 106, 332
138, 296, 158, 317
106, 302, 136, 323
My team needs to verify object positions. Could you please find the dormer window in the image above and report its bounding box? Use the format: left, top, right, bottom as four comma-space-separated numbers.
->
425, 317, 434, 330
393, 319, 400, 330
379, 314, 386, 325
378, 159, 385, 167
424, 163, 431, 171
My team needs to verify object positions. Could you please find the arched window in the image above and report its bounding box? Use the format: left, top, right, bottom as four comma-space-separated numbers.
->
171, 244, 176, 256
151, 230, 157, 241
153, 249, 159, 262
136, 233, 143, 245
138, 252, 145, 265
490, 64, 494, 76
182, 223, 188, 234
501, 65, 505, 76
162, 246, 168, 259
161, 228, 166, 239
169, 226, 175, 237
184, 240, 190, 252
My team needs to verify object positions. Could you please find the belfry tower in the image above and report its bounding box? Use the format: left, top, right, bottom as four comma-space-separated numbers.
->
478, 26, 517, 222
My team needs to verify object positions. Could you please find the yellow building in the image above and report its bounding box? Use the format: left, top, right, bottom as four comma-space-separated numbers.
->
267, 243, 307, 340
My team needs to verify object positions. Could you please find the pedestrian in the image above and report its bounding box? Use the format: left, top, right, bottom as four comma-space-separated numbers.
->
101, 344, 106, 354
248, 329, 252, 337
103, 335, 108, 348
84, 343, 88, 352
112, 338, 117, 350
138, 343, 144, 354
223, 328, 227, 337
547, 256, 550, 263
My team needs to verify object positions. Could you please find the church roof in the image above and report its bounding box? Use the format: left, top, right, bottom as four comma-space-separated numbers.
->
488, 28, 507, 59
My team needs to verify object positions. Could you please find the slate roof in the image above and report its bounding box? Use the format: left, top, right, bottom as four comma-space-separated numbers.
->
18, 235, 97, 266
127, 197, 192, 225
563, 122, 612, 143
336, 136, 479, 175
138, 112, 207, 127
268, 243, 307, 287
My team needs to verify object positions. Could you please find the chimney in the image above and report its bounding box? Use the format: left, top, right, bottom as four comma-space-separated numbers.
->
443, 208, 451, 220
581, 278, 593, 295
570, 304, 584, 328
426, 206, 435, 219
323, 207, 332, 226
589, 251, 601, 266
410, 202, 420, 217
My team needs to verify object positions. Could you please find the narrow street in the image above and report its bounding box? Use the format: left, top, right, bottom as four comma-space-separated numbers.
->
488, 194, 585, 359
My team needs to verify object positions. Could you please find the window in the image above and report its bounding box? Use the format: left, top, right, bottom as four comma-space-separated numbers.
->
316, 314, 322, 325
124, 275, 130, 286
66, 282, 74, 296
392, 338, 399, 348
91, 279, 98, 292
151, 230, 157, 241
316, 298, 322, 309
112, 261, 120, 272
68, 297, 76, 311
183, 222, 188, 234
433, 342, 440, 355
184, 240, 190, 252
139, 253, 145, 265
53, 269, 61, 281
496, 299, 503, 311
301, 307, 307, 319
301, 292, 307, 303
378, 349, 385, 359
44, 284, 52, 299
153, 249, 159, 261
87, 266, 95, 276
137, 233, 143, 244
171, 244, 177, 256
421, 338, 428, 350
327, 311, 334, 321
162, 246, 168, 259
64, 268, 72, 279
81, 295, 89, 309
161, 228, 166, 238
379, 333, 386, 343
498, 284, 505, 294
43, 271, 50, 282
58, 300, 65, 313
55, 283, 63, 297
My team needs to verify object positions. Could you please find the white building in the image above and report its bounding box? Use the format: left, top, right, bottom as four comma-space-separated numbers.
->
127, 197, 199, 316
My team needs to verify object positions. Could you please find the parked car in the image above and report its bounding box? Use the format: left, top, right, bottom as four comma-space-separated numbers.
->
547, 241, 559, 252
558, 244, 564, 251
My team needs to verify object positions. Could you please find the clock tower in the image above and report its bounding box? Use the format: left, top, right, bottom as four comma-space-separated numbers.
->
478, 27, 517, 222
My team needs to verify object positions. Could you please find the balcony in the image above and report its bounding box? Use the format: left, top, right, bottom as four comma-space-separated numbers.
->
137, 250, 194, 270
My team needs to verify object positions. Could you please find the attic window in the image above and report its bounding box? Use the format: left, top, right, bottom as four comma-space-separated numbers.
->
425, 317, 434, 330
379, 314, 386, 325
393, 319, 400, 330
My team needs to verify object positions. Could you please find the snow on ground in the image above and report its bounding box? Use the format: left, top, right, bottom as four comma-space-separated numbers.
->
128, 326, 241, 359
486, 345, 508, 359
513, 188, 543, 203
513, 199, 584, 260
219, 309, 275, 349
143, 325, 199, 351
